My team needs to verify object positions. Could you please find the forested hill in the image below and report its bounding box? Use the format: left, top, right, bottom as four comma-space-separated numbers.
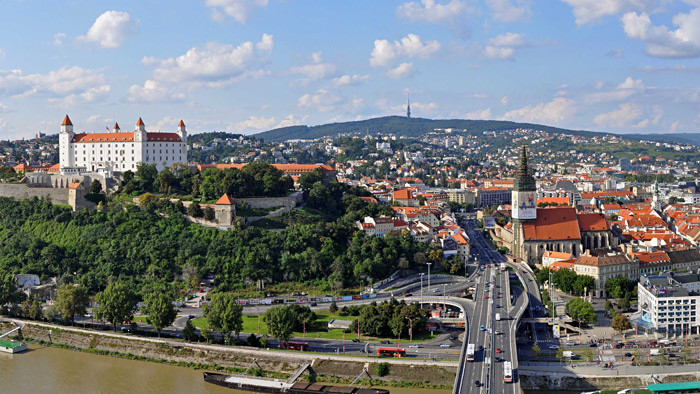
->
253, 116, 609, 142
621, 133, 700, 147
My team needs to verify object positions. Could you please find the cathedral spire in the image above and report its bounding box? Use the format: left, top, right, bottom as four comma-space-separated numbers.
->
517, 145, 529, 177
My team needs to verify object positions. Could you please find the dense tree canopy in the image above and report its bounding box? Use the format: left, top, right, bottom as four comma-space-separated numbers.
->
565, 298, 597, 325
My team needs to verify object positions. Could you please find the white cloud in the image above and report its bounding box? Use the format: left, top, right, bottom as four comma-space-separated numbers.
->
0, 103, 8, 113
129, 35, 273, 102
275, 114, 308, 128
502, 97, 577, 125
298, 88, 342, 112
387, 62, 417, 79
289, 52, 338, 83
465, 108, 492, 119
78, 11, 137, 48
206, 0, 268, 23
370, 33, 441, 67
486, 0, 531, 22
391, 101, 439, 114
560, 0, 657, 25
256, 33, 274, 52
584, 76, 645, 104
500, 96, 510, 105
622, 9, 700, 58
53, 33, 66, 46
593, 103, 644, 128
0, 66, 110, 106
396, 0, 467, 23
483, 32, 525, 60
332, 74, 370, 86
235, 115, 278, 131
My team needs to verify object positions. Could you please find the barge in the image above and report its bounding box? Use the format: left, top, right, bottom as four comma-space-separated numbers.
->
203, 372, 389, 393
0, 339, 27, 354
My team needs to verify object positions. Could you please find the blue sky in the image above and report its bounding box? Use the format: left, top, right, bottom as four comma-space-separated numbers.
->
2, 0, 700, 138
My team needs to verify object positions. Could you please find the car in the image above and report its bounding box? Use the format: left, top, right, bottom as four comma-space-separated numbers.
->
549, 345, 559, 350
405, 293, 412, 297
478, 345, 484, 351
496, 348, 502, 353
589, 343, 598, 347
566, 341, 576, 346
615, 343, 625, 349
474, 380, 480, 387
310, 302, 317, 306
440, 343, 451, 348
187, 315, 195, 319
484, 295, 488, 299
624, 352, 633, 357
409, 344, 420, 348
495, 331, 501, 335
380, 340, 390, 344
352, 339, 360, 343
449, 335, 456, 340
433, 288, 440, 293
480, 325, 485, 331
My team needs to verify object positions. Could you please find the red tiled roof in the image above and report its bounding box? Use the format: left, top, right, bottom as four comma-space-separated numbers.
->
178, 120, 185, 127
537, 197, 569, 206
216, 193, 234, 205
62, 115, 72, 126
577, 213, 610, 232
136, 117, 145, 126
197, 163, 334, 173
522, 207, 581, 241
393, 189, 414, 200
68, 182, 81, 190
71, 132, 182, 143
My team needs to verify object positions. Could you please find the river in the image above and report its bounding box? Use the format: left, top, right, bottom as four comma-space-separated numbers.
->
0, 344, 451, 394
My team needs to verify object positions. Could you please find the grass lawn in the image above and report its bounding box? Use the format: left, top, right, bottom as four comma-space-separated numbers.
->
191, 311, 442, 342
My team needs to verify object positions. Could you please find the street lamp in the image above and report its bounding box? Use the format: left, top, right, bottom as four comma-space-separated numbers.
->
420, 273, 425, 304
426, 263, 432, 294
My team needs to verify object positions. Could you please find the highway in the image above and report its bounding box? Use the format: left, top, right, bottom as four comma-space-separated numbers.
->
454, 219, 528, 394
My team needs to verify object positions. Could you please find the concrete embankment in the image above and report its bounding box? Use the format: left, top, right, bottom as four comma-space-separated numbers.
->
0, 319, 456, 388
519, 364, 700, 391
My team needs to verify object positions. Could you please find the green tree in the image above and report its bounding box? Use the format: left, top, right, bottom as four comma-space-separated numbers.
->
0, 270, 22, 307
89, 179, 102, 194
203, 207, 215, 221
572, 275, 595, 296
54, 283, 90, 325
204, 292, 243, 344
182, 319, 196, 342
612, 314, 631, 334
187, 201, 203, 217
605, 276, 633, 299
201, 324, 214, 344
565, 298, 597, 325
535, 268, 550, 285
264, 306, 296, 344
94, 282, 138, 331
553, 268, 578, 294
143, 292, 177, 337
329, 300, 338, 313
531, 344, 541, 360
28, 297, 43, 321
618, 295, 631, 312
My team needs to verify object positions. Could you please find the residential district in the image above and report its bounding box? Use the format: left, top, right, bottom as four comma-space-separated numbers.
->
1, 115, 700, 394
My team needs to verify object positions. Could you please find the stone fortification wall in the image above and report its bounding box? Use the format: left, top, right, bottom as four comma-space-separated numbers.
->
237, 191, 303, 209
0, 184, 70, 205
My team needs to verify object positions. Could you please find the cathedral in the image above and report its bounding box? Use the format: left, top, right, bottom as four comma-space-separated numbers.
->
509, 146, 617, 265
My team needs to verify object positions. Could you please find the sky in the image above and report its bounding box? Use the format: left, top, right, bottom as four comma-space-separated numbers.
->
2, 0, 700, 139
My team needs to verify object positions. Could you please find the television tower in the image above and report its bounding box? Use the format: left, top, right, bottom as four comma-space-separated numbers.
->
407, 93, 411, 118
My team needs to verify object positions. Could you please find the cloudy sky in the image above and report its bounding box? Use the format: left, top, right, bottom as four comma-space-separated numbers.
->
1, 0, 700, 138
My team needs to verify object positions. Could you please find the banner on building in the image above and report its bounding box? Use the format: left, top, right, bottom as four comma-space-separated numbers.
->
553, 324, 561, 339
484, 215, 496, 229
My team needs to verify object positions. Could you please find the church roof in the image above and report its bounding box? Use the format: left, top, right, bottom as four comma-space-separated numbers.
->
577, 213, 610, 232
178, 119, 185, 127
522, 207, 581, 241
136, 117, 145, 126
62, 115, 72, 126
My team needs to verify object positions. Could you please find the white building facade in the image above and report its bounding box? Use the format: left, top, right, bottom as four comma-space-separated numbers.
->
59, 115, 188, 173
638, 275, 700, 336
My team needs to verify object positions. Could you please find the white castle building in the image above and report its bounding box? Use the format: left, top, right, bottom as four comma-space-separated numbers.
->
59, 115, 188, 173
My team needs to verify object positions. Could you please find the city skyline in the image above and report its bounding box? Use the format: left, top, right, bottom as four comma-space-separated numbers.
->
1, 0, 700, 138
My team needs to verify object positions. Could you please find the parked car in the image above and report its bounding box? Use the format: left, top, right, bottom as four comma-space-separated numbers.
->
380, 340, 390, 344
589, 343, 598, 347
624, 352, 633, 357
566, 341, 576, 346
549, 345, 559, 350
615, 343, 625, 349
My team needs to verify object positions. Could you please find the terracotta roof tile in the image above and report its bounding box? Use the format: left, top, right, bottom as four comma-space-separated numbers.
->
215, 193, 234, 205
577, 213, 610, 232
522, 207, 581, 241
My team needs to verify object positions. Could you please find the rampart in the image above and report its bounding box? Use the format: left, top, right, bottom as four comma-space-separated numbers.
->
0, 184, 70, 205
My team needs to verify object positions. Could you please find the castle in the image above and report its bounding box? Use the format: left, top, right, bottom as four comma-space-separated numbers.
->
59, 115, 188, 173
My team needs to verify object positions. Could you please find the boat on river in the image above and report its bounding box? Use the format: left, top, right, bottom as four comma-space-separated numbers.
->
0, 339, 27, 354
203, 372, 390, 393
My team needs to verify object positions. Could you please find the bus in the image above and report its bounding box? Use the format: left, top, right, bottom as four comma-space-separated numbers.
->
466, 344, 475, 362
377, 348, 406, 357
282, 341, 309, 351
503, 361, 513, 383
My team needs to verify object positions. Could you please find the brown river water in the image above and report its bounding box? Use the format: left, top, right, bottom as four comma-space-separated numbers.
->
0, 344, 451, 394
